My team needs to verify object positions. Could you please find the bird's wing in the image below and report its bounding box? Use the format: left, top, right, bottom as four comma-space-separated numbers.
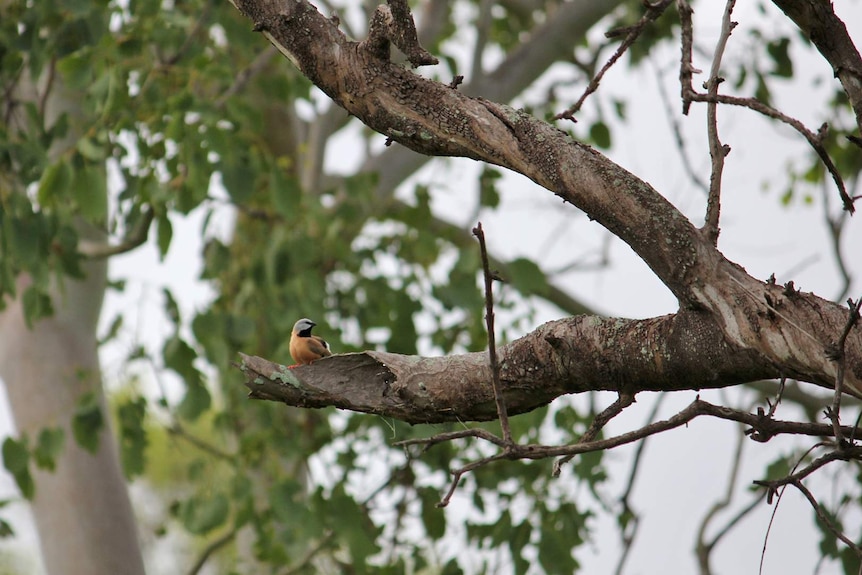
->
308, 336, 331, 357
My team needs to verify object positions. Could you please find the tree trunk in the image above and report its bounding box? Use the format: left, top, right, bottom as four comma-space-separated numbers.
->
0, 46, 145, 575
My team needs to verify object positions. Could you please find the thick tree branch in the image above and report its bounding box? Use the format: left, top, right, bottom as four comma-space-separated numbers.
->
240, 312, 826, 424
230, 0, 862, 404
771, 0, 862, 140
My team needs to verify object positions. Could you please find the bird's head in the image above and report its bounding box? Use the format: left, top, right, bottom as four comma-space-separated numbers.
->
293, 318, 317, 337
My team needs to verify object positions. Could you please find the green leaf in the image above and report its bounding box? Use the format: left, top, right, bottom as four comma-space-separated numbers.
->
56, 50, 93, 90
163, 287, 181, 327
0, 517, 14, 538
156, 212, 173, 260
479, 168, 501, 208
767, 37, 793, 78
419, 487, 446, 539
179, 492, 229, 535
72, 391, 104, 454
37, 159, 72, 206
73, 164, 108, 222
2, 437, 34, 500
507, 257, 548, 296
222, 156, 255, 205
98, 314, 123, 345
163, 335, 210, 420
21, 286, 53, 327
589, 120, 612, 149
118, 397, 148, 478
77, 137, 106, 161
33, 427, 65, 472
176, 382, 211, 422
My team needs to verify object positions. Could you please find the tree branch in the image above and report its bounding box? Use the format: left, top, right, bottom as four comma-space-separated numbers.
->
702, 0, 736, 244
771, 0, 862, 141
78, 206, 155, 259
230, 0, 862, 405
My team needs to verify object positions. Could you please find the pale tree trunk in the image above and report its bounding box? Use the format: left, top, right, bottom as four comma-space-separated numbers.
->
0, 258, 145, 575
0, 51, 146, 575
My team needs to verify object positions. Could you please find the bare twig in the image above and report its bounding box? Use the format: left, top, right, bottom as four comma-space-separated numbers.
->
613, 394, 665, 575
397, 398, 862, 476
757, 442, 823, 575
703, 0, 736, 245
696, 423, 748, 575
754, 445, 862, 491
555, 0, 674, 121
677, 0, 699, 115
826, 295, 862, 444
651, 56, 709, 194
215, 46, 278, 109
281, 531, 335, 575
687, 93, 851, 217
472, 222, 511, 444
790, 479, 862, 563
37, 56, 57, 120
553, 392, 635, 476
168, 422, 236, 462
187, 526, 238, 575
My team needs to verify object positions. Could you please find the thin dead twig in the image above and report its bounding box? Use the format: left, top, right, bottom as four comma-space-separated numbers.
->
826, 295, 862, 444
553, 391, 635, 476
677, 0, 699, 115
613, 394, 665, 575
472, 222, 512, 444
703, 0, 736, 245
555, 0, 674, 121
790, 479, 862, 564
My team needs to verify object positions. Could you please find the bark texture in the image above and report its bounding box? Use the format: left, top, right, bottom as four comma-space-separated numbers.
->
231, 0, 862, 420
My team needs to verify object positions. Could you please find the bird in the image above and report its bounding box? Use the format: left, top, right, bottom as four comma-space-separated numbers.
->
289, 318, 331, 367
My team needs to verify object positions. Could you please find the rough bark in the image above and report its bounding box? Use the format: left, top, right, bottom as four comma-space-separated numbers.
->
231, 0, 862, 420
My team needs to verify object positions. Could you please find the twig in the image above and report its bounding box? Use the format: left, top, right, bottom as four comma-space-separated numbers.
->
281, 531, 335, 575
757, 442, 822, 575
555, 0, 674, 121
613, 394, 665, 575
765, 376, 785, 418
826, 295, 862, 444
753, 445, 862, 491
398, 398, 862, 469
677, 0, 699, 115
168, 422, 236, 462
78, 205, 155, 259
651, 56, 709, 194
553, 392, 635, 476
472, 222, 511, 444
689, 92, 852, 215
790, 479, 862, 562
823, 180, 853, 302
215, 46, 278, 109
187, 526, 238, 575
703, 0, 736, 245
696, 423, 748, 574
37, 56, 57, 120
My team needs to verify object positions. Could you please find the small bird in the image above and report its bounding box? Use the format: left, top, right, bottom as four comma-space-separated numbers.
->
289, 318, 331, 367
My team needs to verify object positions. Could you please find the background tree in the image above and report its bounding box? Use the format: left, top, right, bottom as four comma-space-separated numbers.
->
1, 1, 860, 575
